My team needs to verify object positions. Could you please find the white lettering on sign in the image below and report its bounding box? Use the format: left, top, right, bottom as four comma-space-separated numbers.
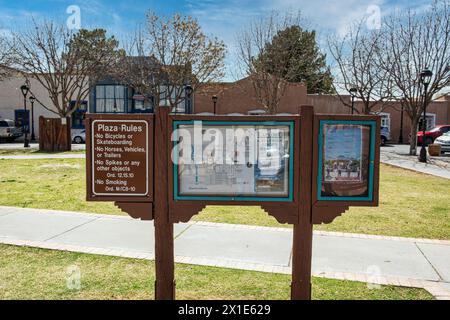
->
91, 120, 149, 197
97, 124, 144, 133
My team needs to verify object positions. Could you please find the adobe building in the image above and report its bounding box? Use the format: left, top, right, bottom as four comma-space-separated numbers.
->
194, 77, 308, 115
0, 75, 67, 140
307, 94, 450, 143
194, 76, 450, 144
1, 73, 449, 143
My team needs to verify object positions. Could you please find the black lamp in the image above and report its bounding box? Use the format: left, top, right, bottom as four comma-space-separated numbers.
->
212, 95, 218, 114
418, 68, 433, 163
185, 85, 193, 114
20, 83, 30, 148
29, 95, 36, 141
349, 87, 358, 115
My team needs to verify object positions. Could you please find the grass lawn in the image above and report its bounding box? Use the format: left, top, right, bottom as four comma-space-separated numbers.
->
0, 158, 448, 239
0, 244, 433, 300
0, 149, 85, 156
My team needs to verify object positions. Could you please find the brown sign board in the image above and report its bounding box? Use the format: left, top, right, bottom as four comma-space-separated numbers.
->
85, 114, 153, 202
84, 107, 381, 301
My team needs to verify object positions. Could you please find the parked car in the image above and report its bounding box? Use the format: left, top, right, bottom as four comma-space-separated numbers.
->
71, 129, 86, 144
417, 125, 450, 145
380, 126, 390, 146
0, 119, 23, 142
434, 131, 450, 154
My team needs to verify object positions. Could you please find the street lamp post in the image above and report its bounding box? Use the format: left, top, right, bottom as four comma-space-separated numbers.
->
399, 100, 404, 144
29, 95, 36, 141
418, 68, 433, 163
349, 87, 358, 115
185, 85, 193, 114
212, 95, 218, 114
20, 83, 30, 148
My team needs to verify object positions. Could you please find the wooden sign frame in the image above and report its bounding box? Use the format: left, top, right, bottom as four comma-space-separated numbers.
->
85, 105, 381, 301
312, 115, 381, 208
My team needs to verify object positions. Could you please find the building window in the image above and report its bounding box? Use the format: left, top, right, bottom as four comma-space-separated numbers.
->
70, 101, 87, 129
95, 85, 127, 113
379, 113, 391, 130
418, 113, 436, 131
14, 109, 29, 133
132, 94, 154, 113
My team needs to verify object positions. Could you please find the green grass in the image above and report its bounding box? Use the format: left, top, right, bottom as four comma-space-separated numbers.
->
0, 158, 118, 214
0, 149, 85, 156
194, 164, 450, 239
0, 244, 433, 300
0, 159, 448, 239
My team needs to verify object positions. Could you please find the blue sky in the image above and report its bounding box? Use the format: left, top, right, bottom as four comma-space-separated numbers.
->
0, 0, 433, 81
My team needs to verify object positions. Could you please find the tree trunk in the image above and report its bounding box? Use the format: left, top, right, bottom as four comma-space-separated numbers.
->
409, 116, 419, 156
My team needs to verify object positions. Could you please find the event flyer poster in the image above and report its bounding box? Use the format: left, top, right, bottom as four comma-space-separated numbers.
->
321, 124, 371, 198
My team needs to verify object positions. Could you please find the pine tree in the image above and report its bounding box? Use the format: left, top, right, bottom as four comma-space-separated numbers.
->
256, 26, 334, 94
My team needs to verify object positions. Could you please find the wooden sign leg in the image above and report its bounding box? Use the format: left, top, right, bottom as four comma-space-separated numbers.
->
291, 105, 314, 300
154, 106, 175, 300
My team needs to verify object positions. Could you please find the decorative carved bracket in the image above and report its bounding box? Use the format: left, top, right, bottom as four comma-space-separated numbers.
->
170, 203, 207, 223
115, 202, 153, 221
261, 204, 299, 225
312, 205, 349, 225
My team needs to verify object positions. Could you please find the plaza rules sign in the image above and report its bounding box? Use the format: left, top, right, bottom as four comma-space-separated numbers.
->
86, 114, 153, 202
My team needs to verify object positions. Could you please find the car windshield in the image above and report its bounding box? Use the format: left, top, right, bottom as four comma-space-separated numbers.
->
429, 127, 441, 132
444, 132, 450, 137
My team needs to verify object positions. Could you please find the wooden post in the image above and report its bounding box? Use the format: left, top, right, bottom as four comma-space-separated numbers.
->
154, 105, 175, 300
291, 105, 314, 300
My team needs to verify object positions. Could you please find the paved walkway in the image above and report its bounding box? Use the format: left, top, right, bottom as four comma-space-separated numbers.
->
381, 144, 450, 179
0, 143, 85, 150
0, 206, 449, 299
0, 143, 86, 159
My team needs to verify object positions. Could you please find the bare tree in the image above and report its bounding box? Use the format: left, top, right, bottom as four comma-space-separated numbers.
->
328, 20, 393, 114
0, 33, 14, 80
381, 0, 450, 155
11, 21, 121, 117
116, 12, 226, 112
113, 28, 161, 110
236, 11, 303, 114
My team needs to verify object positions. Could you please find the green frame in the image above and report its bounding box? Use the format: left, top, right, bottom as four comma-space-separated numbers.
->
317, 120, 376, 202
172, 120, 295, 202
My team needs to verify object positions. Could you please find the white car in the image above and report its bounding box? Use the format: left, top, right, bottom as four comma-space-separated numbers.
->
0, 119, 23, 142
71, 129, 86, 144
434, 132, 450, 154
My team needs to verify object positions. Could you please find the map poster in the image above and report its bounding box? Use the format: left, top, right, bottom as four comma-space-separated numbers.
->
174, 122, 293, 200
320, 123, 372, 198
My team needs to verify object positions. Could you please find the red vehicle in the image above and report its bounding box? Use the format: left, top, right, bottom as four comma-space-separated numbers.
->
417, 125, 450, 145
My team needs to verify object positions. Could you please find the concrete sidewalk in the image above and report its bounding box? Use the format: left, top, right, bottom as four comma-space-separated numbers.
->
0, 206, 449, 299
381, 145, 450, 179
